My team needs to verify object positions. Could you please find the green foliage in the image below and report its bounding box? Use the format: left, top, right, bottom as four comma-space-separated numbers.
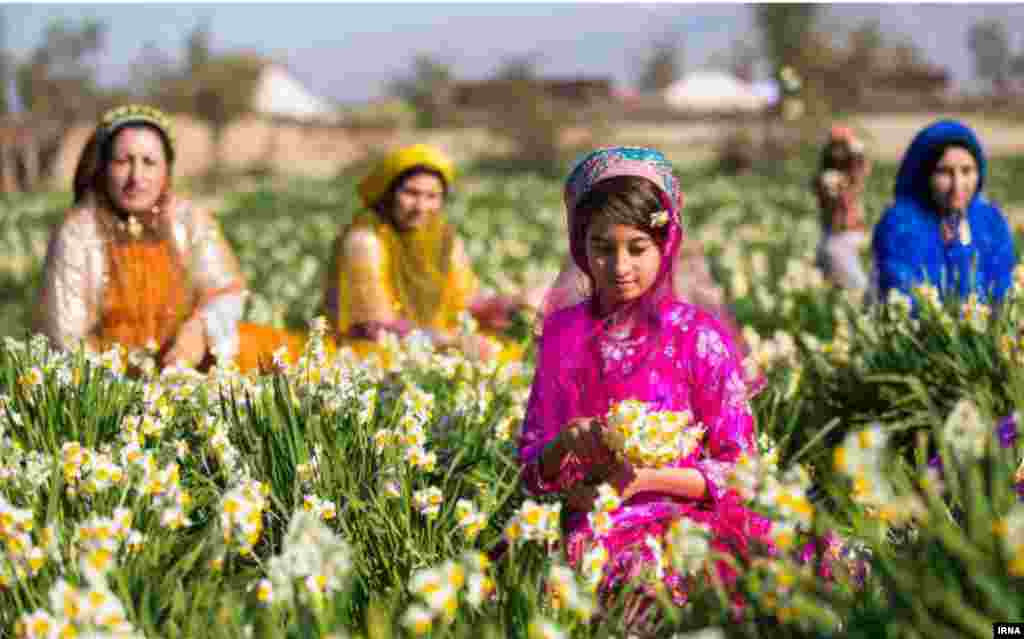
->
14, 18, 107, 122
390, 55, 455, 130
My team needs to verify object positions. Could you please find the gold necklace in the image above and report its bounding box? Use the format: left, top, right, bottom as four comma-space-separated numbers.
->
117, 215, 144, 238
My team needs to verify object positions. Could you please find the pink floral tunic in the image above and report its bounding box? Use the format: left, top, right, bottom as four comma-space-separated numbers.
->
518, 298, 773, 603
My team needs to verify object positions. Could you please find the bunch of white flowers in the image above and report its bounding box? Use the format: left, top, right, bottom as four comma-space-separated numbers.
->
219, 479, 269, 557
16, 579, 142, 639
604, 399, 704, 469
262, 509, 353, 603
504, 499, 561, 546
403, 552, 496, 634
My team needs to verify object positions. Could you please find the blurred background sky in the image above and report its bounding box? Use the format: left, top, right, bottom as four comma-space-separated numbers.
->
7, 3, 1024, 104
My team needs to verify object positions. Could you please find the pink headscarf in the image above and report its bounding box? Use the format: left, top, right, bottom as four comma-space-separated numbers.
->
520, 146, 759, 485
541, 146, 686, 323
521, 148, 705, 464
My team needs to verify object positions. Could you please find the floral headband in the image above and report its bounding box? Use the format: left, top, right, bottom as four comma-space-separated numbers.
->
99, 104, 176, 157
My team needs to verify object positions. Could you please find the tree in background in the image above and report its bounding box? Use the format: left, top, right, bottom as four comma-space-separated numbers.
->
15, 18, 106, 123
0, 10, 10, 116
390, 54, 454, 129
8, 18, 107, 189
838, 19, 884, 106
186, 18, 213, 72
493, 52, 543, 82
728, 39, 758, 84
968, 18, 1013, 96
135, 21, 263, 181
754, 4, 835, 127
705, 37, 758, 83
128, 41, 176, 101
755, 4, 822, 73
636, 35, 683, 93
483, 53, 570, 174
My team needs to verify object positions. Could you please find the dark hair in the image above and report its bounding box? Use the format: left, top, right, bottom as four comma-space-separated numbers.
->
819, 138, 864, 174
72, 131, 101, 204
574, 175, 668, 244
375, 164, 449, 214
922, 141, 978, 179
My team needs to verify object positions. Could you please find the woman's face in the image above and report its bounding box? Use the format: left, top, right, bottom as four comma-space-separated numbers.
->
390, 172, 445, 230
105, 126, 170, 216
929, 146, 978, 214
586, 219, 663, 312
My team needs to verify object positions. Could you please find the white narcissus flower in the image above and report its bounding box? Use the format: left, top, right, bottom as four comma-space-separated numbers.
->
943, 398, 988, 461
402, 604, 435, 635
413, 486, 444, 518
255, 578, 274, 604
529, 617, 567, 639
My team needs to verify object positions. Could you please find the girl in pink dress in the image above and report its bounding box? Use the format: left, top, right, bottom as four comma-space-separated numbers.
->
517, 147, 773, 625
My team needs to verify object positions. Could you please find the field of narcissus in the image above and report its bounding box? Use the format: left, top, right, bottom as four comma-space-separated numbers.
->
3, 151, 1024, 638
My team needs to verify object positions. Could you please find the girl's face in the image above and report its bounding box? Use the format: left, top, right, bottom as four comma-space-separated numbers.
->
390, 172, 445, 230
586, 219, 663, 312
929, 146, 978, 214
105, 126, 169, 216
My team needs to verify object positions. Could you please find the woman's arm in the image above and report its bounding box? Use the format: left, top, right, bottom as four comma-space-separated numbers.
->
334, 227, 400, 329
688, 318, 758, 504
518, 314, 600, 496
177, 204, 246, 363
566, 463, 705, 512
873, 208, 927, 303
620, 466, 705, 500
38, 210, 102, 352
982, 206, 1017, 303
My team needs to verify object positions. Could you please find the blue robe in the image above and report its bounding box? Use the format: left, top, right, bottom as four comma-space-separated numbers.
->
872, 120, 1017, 305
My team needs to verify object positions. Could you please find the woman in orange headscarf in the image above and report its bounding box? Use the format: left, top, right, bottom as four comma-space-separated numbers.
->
322, 144, 526, 360
814, 124, 871, 292
38, 104, 303, 373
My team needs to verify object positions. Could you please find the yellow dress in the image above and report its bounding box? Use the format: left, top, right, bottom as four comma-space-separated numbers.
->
323, 210, 522, 362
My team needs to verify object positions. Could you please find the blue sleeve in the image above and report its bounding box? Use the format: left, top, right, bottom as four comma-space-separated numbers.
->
873, 207, 926, 301
981, 207, 1017, 303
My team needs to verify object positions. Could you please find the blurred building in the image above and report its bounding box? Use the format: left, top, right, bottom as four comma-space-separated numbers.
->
446, 76, 615, 110
858, 65, 951, 109
662, 71, 769, 113
250, 61, 341, 124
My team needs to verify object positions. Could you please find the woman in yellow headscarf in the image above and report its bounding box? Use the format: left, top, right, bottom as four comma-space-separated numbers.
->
323, 144, 525, 360
38, 104, 303, 373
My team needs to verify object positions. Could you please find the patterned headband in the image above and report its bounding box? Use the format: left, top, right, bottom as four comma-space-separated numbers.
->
565, 146, 683, 226
99, 104, 176, 157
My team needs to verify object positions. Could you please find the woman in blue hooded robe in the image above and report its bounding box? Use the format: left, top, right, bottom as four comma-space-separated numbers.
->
872, 120, 1017, 306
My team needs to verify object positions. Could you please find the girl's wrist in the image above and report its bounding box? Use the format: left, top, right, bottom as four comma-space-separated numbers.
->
613, 464, 640, 499
540, 436, 565, 477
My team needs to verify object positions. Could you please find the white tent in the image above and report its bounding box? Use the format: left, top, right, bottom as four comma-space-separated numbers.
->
662, 71, 769, 113
252, 64, 340, 123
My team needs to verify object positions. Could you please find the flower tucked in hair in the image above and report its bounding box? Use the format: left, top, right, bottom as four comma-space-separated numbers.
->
649, 210, 671, 228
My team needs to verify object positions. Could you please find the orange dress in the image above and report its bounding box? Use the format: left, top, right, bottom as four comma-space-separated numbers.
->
39, 194, 304, 373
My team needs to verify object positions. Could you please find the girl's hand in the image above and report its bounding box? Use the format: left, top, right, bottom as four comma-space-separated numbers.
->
470, 296, 520, 331
565, 483, 598, 512
566, 462, 637, 512
559, 417, 611, 465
